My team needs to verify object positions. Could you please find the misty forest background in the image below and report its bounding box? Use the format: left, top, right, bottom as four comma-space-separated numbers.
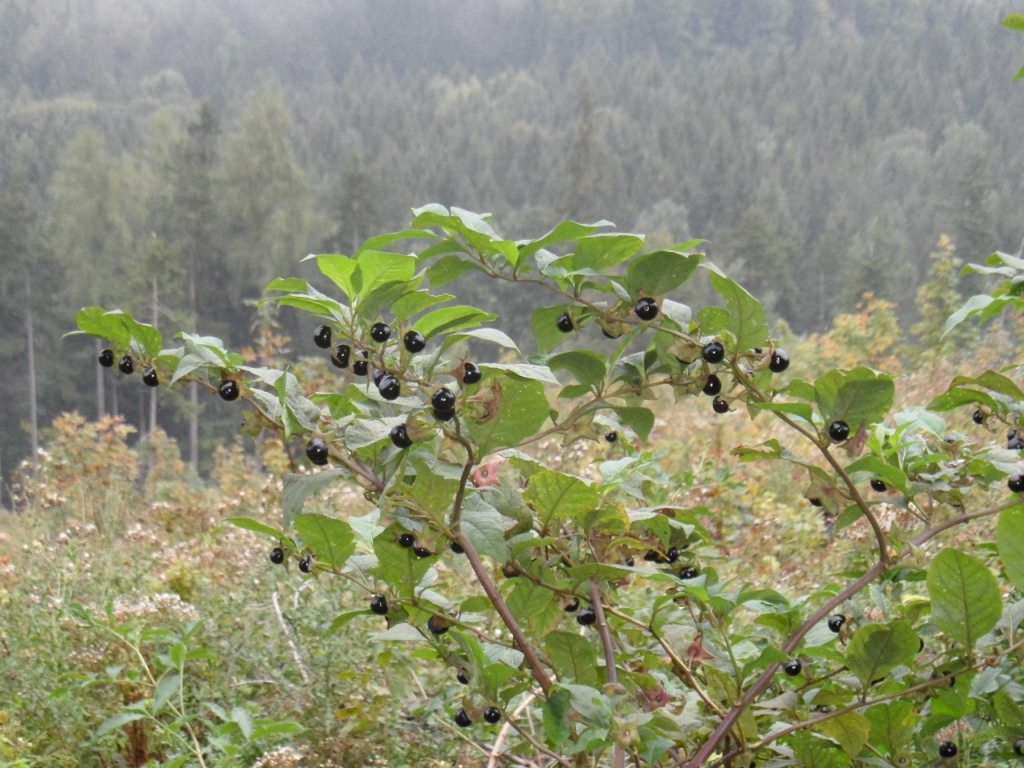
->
1, 0, 1022, 490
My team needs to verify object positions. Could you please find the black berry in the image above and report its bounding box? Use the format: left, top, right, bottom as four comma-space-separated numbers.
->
269, 547, 285, 565
370, 594, 388, 615
634, 297, 659, 321
938, 741, 958, 758
483, 707, 501, 724
644, 550, 666, 563
462, 362, 482, 384
783, 659, 802, 677
313, 325, 332, 349
353, 351, 369, 376
972, 409, 984, 425
219, 380, 240, 401
828, 420, 851, 443
433, 408, 455, 422
556, 312, 574, 333
605, 431, 618, 443
98, 349, 115, 367
306, 438, 329, 466
624, 556, 635, 567
432, 387, 456, 412
427, 615, 450, 635
769, 349, 790, 373
1009, 474, 1024, 493
404, 330, 426, 353
390, 424, 412, 449
454, 708, 472, 727
142, 368, 159, 387
450, 540, 464, 554
371, 367, 385, 386
870, 478, 887, 493
1014, 738, 1024, 756
809, 497, 823, 507
118, 355, 134, 375
712, 396, 729, 414
331, 343, 350, 368
678, 565, 699, 580
702, 341, 725, 364
370, 322, 391, 343
703, 374, 722, 396
576, 608, 597, 626
298, 553, 313, 573
457, 669, 469, 685
1010, 437, 1024, 450
564, 597, 579, 613
398, 533, 415, 548
827, 614, 846, 633
502, 562, 519, 578
378, 374, 401, 400
666, 547, 680, 563
413, 546, 432, 558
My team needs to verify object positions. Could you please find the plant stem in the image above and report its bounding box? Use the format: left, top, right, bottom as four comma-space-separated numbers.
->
589, 581, 625, 768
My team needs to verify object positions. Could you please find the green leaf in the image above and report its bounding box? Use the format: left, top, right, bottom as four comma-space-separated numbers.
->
231, 706, 254, 740
626, 248, 703, 297
373, 525, 434, 596
465, 373, 550, 455
949, 370, 1024, 402
842, 456, 909, 495
506, 580, 561, 635
815, 712, 871, 758
443, 327, 521, 353
942, 294, 995, 336
994, 689, 1024, 732
997, 506, 1024, 592
390, 289, 453, 321
226, 517, 284, 541
543, 687, 573, 747
865, 701, 916, 757
612, 406, 655, 442
544, 631, 599, 686
413, 305, 496, 338
813, 367, 895, 429
845, 621, 919, 687
460, 495, 509, 563
294, 514, 356, 567
532, 305, 573, 354
352, 250, 417, 296
927, 548, 1002, 648
523, 470, 600, 529
517, 219, 614, 262
314, 254, 357, 299
282, 469, 345, 528
695, 305, 730, 336
708, 271, 769, 350
544, 350, 607, 388
1004, 12, 1024, 31
423, 253, 482, 286
97, 711, 148, 735
152, 673, 181, 714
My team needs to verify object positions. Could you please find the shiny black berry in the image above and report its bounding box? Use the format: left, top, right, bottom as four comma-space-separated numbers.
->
828, 420, 851, 443
938, 741, 958, 758
378, 374, 401, 400
769, 349, 790, 373
644, 550, 666, 563
556, 312, 574, 333
712, 396, 729, 414
370, 322, 391, 343
827, 614, 846, 633
370, 594, 388, 615
462, 362, 482, 384
353, 351, 369, 376
576, 608, 596, 626
564, 597, 579, 613
433, 408, 455, 422
404, 330, 426, 353
427, 615, 450, 635
624, 556, 635, 567
306, 438, 329, 466
783, 659, 802, 677
118, 355, 134, 375
269, 547, 285, 565
678, 565, 699, 580
1009, 474, 1024, 493
870, 478, 887, 492
219, 380, 240, 401
605, 431, 617, 443
457, 669, 470, 685
298, 553, 313, 573
331, 343, 350, 368
666, 547, 680, 563
413, 546, 432, 558
450, 540, 465, 554
1010, 436, 1024, 450
702, 341, 725, 364
703, 374, 722, 396
432, 387, 455, 411
454, 708, 472, 727
313, 325, 332, 349
142, 368, 159, 387
972, 409, 984, 425
390, 424, 412, 449
98, 349, 115, 367
1014, 738, 1024, 756
372, 367, 385, 386
398, 533, 415, 548
634, 297, 659, 321
483, 707, 501, 724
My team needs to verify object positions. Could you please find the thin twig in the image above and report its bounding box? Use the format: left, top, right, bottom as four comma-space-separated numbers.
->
270, 590, 311, 686
589, 581, 625, 768
487, 693, 537, 768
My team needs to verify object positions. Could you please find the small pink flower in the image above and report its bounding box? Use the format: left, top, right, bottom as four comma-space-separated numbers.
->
472, 460, 502, 487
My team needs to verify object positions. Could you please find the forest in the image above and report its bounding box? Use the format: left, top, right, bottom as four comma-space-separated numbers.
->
1, 0, 1022, 485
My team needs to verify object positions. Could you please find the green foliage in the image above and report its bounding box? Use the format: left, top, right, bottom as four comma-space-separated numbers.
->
71, 207, 1024, 766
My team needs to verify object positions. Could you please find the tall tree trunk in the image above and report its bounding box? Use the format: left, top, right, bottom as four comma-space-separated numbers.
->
25, 272, 38, 467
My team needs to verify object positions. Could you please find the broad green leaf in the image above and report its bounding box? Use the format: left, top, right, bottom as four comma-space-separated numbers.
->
695, 305, 730, 336
942, 294, 995, 336
845, 620, 919, 687
358, 227, 438, 253
226, 517, 284, 541
573, 233, 645, 273
390, 289, 453, 321
544, 350, 607, 388
994, 689, 1024, 732
997, 506, 1024, 592
523, 469, 600, 529
352, 250, 417, 296
443, 327, 521, 353
97, 711, 147, 735
543, 687, 573, 747
282, 469, 344, 527
505, 580, 561, 635
517, 219, 614, 261
611, 406, 655, 442
403, 459, 460, 522
865, 701, 916, 757
627, 248, 703, 297
423, 253, 483, 286
532, 305, 574, 354
371, 623, 425, 643
413, 305, 496, 338
249, 720, 305, 739
927, 548, 1002, 648
294, 513, 355, 567
843, 455, 910, 494
708, 271, 769, 350
315, 254, 357, 298
373, 526, 435, 596
460, 495, 509, 563
813, 367, 895, 429
152, 673, 181, 713
231, 706, 254, 740
747, 401, 815, 424
544, 631, 599, 686
1004, 12, 1024, 31
949, 370, 1024, 402
927, 386, 1000, 413
815, 712, 871, 758
465, 373, 549, 455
